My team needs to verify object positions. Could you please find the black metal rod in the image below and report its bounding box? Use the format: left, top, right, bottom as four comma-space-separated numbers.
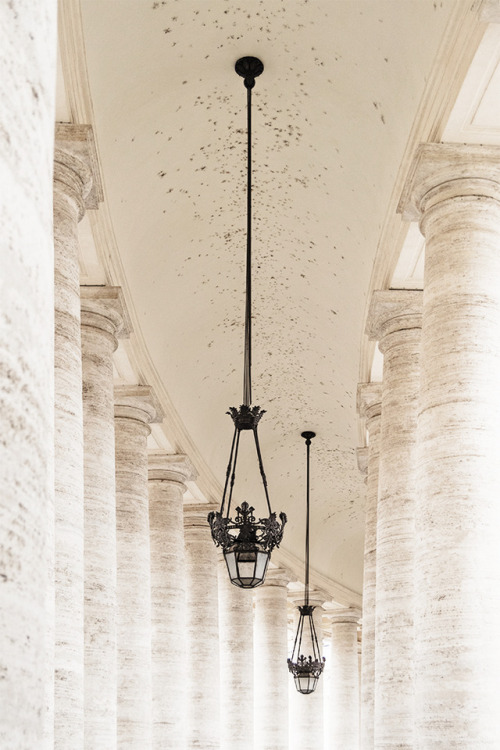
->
253, 427, 272, 515
221, 425, 238, 517
243, 82, 252, 406
226, 428, 242, 518
301, 431, 315, 608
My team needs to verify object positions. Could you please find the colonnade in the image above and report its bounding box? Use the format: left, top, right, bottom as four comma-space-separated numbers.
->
0, 49, 361, 744
358, 143, 500, 749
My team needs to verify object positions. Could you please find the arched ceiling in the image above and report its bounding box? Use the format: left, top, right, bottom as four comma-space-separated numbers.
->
72, 0, 458, 598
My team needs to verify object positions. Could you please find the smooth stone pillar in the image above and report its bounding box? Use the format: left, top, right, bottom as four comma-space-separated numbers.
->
366, 290, 422, 750
53, 125, 101, 749
0, 3, 57, 746
184, 503, 221, 750
356, 383, 382, 750
81, 287, 130, 749
288, 593, 325, 750
217, 554, 255, 750
115, 385, 162, 749
254, 568, 290, 750
325, 609, 361, 750
400, 142, 500, 748
149, 453, 195, 750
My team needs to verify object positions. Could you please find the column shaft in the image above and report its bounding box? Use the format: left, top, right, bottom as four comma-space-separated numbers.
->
401, 143, 500, 748
53, 137, 94, 749
115, 386, 160, 748
254, 569, 290, 750
81, 288, 129, 749
184, 505, 220, 750
0, 3, 57, 747
218, 556, 254, 750
326, 611, 360, 749
367, 291, 422, 750
149, 454, 194, 750
357, 383, 382, 750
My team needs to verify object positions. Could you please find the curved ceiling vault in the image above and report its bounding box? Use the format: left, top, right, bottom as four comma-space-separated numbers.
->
65, 0, 459, 600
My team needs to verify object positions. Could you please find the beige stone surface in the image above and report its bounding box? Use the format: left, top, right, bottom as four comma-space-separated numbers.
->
217, 555, 255, 750
357, 383, 382, 750
115, 385, 161, 749
401, 143, 500, 748
325, 610, 361, 750
53, 126, 97, 749
367, 290, 422, 750
81, 287, 129, 749
254, 568, 290, 750
184, 503, 221, 750
149, 453, 195, 750
0, 2, 57, 747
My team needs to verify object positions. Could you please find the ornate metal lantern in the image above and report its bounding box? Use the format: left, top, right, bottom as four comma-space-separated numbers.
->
207, 57, 286, 588
287, 431, 325, 693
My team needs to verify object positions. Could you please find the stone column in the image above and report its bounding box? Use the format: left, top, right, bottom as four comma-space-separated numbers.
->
184, 503, 221, 750
356, 383, 382, 750
288, 593, 325, 750
366, 290, 422, 750
217, 554, 255, 750
400, 142, 500, 748
254, 568, 290, 750
115, 385, 162, 749
0, 4, 57, 747
53, 125, 101, 749
148, 453, 195, 750
325, 609, 361, 750
81, 287, 130, 749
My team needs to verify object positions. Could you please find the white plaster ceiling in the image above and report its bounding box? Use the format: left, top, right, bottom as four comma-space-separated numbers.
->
78, 0, 456, 596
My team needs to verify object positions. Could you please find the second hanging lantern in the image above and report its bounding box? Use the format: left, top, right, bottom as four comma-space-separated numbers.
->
288, 431, 325, 693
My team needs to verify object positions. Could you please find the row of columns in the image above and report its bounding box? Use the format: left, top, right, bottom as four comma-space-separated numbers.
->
358, 143, 500, 749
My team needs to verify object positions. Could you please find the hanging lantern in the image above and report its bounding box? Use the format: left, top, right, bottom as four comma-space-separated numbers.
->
287, 431, 325, 693
207, 57, 286, 588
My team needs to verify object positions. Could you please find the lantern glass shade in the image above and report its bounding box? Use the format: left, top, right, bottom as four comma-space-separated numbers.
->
224, 545, 270, 588
294, 673, 320, 695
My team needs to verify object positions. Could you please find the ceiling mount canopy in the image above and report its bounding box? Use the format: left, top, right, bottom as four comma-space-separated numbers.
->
288, 431, 325, 693
207, 56, 286, 589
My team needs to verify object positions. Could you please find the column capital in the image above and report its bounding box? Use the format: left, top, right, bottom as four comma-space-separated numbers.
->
356, 446, 368, 476
184, 502, 219, 529
323, 607, 362, 625
399, 142, 500, 221
148, 452, 197, 487
114, 385, 163, 426
262, 567, 292, 588
357, 382, 382, 423
366, 289, 422, 342
81, 286, 132, 342
54, 123, 103, 211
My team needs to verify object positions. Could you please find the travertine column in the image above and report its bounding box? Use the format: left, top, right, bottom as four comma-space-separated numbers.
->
81, 287, 130, 749
325, 609, 361, 750
0, 4, 56, 747
53, 125, 101, 749
115, 385, 162, 749
366, 290, 422, 750
217, 554, 255, 750
184, 503, 221, 750
400, 143, 500, 748
149, 453, 195, 750
288, 594, 325, 750
254, 568, 290, 750
356, 383, 382, 750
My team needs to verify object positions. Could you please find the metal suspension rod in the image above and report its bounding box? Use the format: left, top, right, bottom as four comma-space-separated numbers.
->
243, 81, 252, 406
301, 431, 315, 607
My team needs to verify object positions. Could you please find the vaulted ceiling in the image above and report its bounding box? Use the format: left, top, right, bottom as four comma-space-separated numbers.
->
58, 0, 485, 603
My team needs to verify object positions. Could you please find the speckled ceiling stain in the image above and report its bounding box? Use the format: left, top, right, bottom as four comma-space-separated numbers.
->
81, 0, 455, 594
